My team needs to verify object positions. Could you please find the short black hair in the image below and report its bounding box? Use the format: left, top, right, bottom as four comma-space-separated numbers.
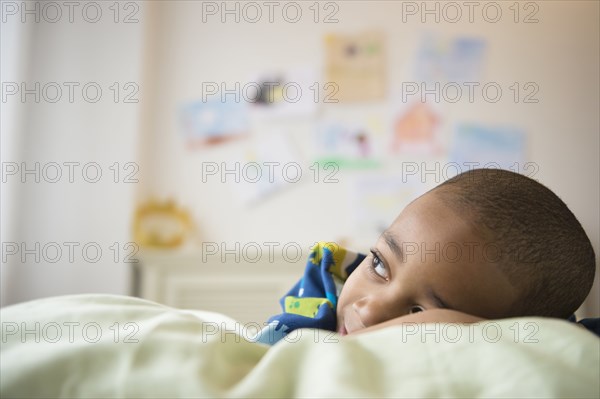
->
435, 168, 596, 318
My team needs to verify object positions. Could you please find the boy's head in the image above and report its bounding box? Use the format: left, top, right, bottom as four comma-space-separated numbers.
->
336, 169, 596, 335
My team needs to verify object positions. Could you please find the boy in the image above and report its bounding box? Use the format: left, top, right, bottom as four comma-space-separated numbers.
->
254, 169, 597, 345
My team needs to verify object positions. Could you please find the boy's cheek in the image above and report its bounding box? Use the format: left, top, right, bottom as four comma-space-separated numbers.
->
337, 261, 368, 320
336, 285, 354, 323
336, 292, 347, 320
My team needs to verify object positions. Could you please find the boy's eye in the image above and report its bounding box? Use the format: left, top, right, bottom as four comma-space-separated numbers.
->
409, 306, 425, 314
370, 252, 389, 280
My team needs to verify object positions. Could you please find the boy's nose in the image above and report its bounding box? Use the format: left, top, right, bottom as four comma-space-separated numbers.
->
352, 295, 404, 328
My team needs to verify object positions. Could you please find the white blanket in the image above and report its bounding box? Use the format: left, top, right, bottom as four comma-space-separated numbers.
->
1, 294, 598, 398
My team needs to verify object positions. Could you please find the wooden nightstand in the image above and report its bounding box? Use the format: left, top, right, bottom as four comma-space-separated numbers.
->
132, 248, 304, 324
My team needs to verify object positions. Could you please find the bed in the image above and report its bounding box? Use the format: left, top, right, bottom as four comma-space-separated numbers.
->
1, 294, 598, 398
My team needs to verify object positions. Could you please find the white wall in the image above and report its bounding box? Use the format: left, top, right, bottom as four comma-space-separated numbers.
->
1, 2, 145, 306
1, 4, 32, 306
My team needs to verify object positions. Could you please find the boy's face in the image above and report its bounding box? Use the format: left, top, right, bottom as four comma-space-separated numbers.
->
336, 190, 518, 335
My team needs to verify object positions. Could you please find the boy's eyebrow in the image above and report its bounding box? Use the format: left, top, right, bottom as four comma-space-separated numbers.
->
383, 231, 404, 261
428, 289, 453, 310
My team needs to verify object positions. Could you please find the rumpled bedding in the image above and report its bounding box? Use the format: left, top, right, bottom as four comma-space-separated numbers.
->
1, 294, 598, 398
